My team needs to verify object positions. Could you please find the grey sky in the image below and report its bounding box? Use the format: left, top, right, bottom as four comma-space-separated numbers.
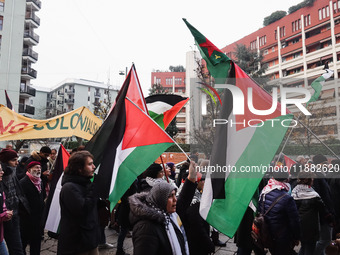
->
34, 0, 301, 95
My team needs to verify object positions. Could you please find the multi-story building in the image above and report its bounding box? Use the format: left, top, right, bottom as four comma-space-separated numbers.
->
34, 78, 118, 119
221, 0, 340, 140
151, 71, 187, 142
0, 0, 41, 115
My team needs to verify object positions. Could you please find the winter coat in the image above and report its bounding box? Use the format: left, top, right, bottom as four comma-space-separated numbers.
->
182, 197, 214, 255
129, 179, 196, 255
19, 175, 46, 241
327, 172, 340, 233
57, 174, 100, 255
313, 174, 335, 224
0, 188, 7, 243
259, 189, 300, 243
1, 163, 29, 215
294, 195, 326, 242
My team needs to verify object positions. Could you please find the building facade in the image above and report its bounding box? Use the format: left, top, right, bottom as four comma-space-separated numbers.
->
35, 78, 118, 119
151, 71, 187, 142
0, 0, 40, 115
221, 0, 340, 140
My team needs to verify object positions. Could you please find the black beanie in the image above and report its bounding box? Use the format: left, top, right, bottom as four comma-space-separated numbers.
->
40, 146, 52, 154
313, 154, 328, 165
144, 163, 162, 179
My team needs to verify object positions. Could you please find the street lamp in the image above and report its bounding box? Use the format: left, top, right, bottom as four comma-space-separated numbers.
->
119, 67, 128, 77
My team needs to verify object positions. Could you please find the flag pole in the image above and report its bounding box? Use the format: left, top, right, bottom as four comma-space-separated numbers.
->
294, 116, 340, 160
159, 156, 169, 183
126, 97, 191, 162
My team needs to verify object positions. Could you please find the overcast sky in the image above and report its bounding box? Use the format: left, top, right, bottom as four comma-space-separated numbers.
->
34, 0, 302, 95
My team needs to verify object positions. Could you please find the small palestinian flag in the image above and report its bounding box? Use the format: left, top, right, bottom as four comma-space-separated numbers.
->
145, 94, 189, 129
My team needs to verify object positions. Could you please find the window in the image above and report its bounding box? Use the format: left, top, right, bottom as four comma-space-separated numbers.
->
338, 0, 340, 10
326, 6, 330, 17
334, 2, 337, 13
250, 40, 257, 50
0, 16, 2, 30
166, 78, 172, 85
264, 49, 268, 55
323, 7, 326, 19
280, 26, 285, 38
319, 9, 322, 20
156, 78, 161, 84
304, 14, 311, 26
0, 2, 4, 12
272, 46, 275, 52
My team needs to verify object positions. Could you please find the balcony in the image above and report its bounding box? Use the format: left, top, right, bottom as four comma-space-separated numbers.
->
94, 92, 101, 98
25, 12, 40, 27
20, 85, 36, 97
24, 30, 39, 45
22, 48, 38, 62
26, 0, 41, 10
21, 66, 37, 79
65, 89, 75, 94
65, 99, 74, 104
58, 91, 64, 96
305, 30, 331, 47
18, 104, 35, 115
280, 41, 302, 56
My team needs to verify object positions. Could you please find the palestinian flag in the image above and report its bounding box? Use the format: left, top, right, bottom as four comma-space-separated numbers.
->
44, 144, 70, 233
183, 21, 292, 237
145, 94, 189, 129
86, 65, 174, 208
183, 18, 231, 81
86, 65, 147, 168
283, 154, 296, 172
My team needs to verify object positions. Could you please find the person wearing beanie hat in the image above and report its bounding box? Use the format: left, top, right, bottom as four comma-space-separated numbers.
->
0, 149, 18, 165
0, 149, 29, 255
25, 146, 52, 197
129, 161, 198, 255
19, 161, 45, 255
313, 154, 328, 165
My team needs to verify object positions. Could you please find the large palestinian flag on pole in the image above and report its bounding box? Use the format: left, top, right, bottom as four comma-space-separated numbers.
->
86, 65, 174, 207
184, 19, 293, 237
145, 94, 189, 129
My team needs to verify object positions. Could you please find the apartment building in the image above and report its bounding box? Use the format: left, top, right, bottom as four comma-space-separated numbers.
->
221, 0, 340, 140
0, 0, 41, 116
151, 71, 187, 142
37, 78, 118, 119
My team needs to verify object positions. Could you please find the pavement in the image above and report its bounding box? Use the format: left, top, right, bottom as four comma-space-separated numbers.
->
39, 227, 239, 255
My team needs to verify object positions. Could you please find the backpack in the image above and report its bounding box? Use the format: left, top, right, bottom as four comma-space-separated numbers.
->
251, 193, 286, 249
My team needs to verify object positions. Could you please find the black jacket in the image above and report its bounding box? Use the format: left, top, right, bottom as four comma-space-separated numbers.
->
19, 175, 46, 240
129, 179, 196, 255
57, 174, 100, 255
295, 196, 327, 242
259, 189, 300, 243
182, 198, 214, 255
